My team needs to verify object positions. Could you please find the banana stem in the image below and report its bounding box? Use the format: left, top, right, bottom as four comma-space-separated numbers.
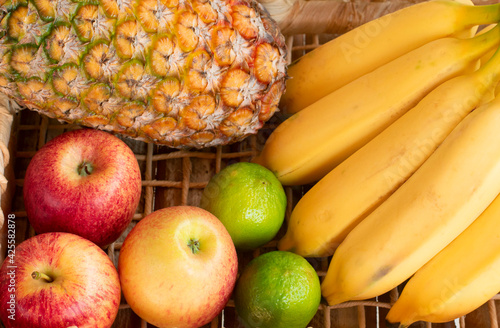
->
471, 26, 500, 89
465, 21, 500, 48
463, 2, 500, 27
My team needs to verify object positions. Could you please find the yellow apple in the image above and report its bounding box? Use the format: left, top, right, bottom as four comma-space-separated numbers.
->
118, 206, 238, 328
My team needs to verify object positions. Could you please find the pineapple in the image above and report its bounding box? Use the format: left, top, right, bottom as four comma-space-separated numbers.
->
0, 0, 287, 148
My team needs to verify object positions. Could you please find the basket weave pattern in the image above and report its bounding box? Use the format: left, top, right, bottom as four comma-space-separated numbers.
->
2, 23, 500, 328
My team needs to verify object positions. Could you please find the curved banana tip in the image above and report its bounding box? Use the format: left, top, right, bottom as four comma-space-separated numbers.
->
385, 308, 414, 328
384, 319, 407, 328
251, 153, 269, 169
251, 153, 263, 164
320, 284, 350, 306
277, 233, 295, 252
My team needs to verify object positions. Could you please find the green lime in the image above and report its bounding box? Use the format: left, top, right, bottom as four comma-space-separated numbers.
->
200, 162, 286, 250
234, 250, 321, 328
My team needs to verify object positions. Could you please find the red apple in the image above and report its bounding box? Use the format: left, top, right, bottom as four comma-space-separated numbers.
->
23, 128, 142, 248
118, 206, 238, 328
0, 232, 121, 328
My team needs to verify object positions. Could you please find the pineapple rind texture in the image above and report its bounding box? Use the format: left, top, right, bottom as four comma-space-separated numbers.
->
0, 0, 287, 148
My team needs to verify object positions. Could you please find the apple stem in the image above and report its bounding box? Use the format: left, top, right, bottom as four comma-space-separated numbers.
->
31, 271, 53, 283
77, 162, 93, 177
187, 238, 200, 254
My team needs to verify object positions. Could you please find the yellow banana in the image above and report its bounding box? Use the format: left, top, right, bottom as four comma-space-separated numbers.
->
279, 0, 500, 115
386, 169, 500, 326
277, 27, 500, 258
321, 46, 500, 306
254, 25, 500, 186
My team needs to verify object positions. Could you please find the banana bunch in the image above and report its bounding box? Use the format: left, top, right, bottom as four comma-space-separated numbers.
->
277, 28, 500, 257
320, 58, 500, 304
251, 0, 500, 323
253, 4, 500, 186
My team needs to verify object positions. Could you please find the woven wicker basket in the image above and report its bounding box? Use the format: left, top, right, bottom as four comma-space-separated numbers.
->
2, 1, 500, 327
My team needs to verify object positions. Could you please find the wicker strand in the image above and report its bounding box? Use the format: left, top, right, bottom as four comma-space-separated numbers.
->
324, 306, 331, 328
489, 299, 498, 328
329, 300, 392, 310
134, 150, 255, 162
460, 315, 466, 328
285, 35, 294, 63
141, 180, 207, 188
357, 305, 366, 328
181, 156, 192, 205
107, 242, 116, 265
37, 116, 49, 148
216, 146, 223, 173
144, 143, 155, 216
389, 287, 400, 305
